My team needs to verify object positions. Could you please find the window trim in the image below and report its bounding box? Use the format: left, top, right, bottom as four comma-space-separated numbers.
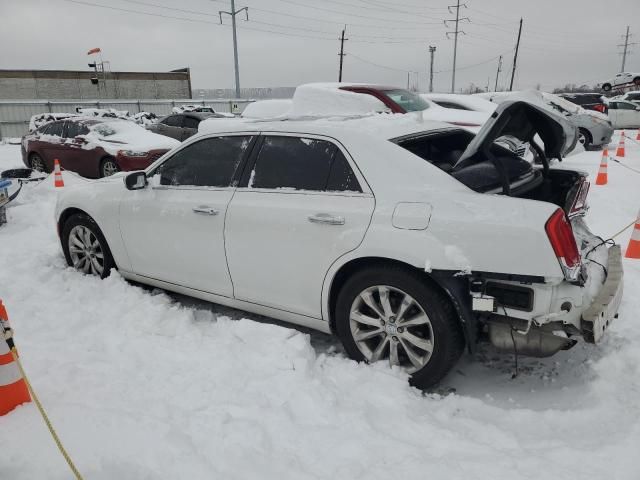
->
146, 132, 258, 191
237, 132, 372, 196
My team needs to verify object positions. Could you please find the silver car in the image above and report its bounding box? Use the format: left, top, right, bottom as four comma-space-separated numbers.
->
146, 112, 228, 142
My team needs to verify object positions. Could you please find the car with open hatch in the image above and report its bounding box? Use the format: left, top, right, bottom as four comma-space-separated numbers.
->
54, 99, 623, 389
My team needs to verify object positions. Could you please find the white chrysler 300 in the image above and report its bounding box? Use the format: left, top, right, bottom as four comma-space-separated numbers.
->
55, 101, 623, 388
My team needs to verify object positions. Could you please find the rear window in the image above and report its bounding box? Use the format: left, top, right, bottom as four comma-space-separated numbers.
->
40, 122, 63, 136
183, 116, 200, 129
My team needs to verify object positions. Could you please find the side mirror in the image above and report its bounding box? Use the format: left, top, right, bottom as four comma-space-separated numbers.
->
124, 171, 147, 190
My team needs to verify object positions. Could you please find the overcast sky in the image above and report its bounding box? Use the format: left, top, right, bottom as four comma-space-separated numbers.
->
1, 0, 638, 93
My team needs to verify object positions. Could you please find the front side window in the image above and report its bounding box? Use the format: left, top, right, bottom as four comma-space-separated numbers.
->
157, 136, 253, 187
250, 136, 361, 192
618, 102, 638, 110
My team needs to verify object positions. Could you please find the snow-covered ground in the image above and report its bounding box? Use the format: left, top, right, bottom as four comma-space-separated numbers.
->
1, 133, 639, 479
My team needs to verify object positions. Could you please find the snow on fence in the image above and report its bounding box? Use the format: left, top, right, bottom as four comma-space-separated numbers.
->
0, 99, 255, 139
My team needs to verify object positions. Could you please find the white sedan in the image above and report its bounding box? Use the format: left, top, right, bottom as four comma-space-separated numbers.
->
607, 99, 640, 128
55, 101, 623, 388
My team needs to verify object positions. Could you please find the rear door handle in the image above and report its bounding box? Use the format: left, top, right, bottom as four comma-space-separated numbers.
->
193, 206, 219, 216
308, 213, 345, 225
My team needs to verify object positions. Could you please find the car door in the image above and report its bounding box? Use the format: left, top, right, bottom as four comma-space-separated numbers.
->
181, 115, 200, 141
224, 134, 375, 319
118, 134, 256, 297
38, 121, 67, 169
615, 101, 640, 128
60, 121, 95, 176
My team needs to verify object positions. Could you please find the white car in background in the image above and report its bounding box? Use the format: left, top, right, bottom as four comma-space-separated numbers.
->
613, 91, 640, 106
600, 72, 640, 92
55, 99, 622, 389
607, 99, 640, 128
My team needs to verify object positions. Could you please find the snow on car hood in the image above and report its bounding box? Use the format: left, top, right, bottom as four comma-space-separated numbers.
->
81, 120, 180, 155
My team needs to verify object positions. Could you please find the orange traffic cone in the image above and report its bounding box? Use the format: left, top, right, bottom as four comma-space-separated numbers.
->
625, 210, 640, 259
53, 159, 64, 188
615, 131, 625, 157
595, 149, 609, 185
0, 300, 31, 416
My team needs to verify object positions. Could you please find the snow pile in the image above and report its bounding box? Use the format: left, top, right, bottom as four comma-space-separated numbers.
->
289, 83, 388, 117
82, 120, 179, 156
1, 134, 640, 478
241, 99, 293, 119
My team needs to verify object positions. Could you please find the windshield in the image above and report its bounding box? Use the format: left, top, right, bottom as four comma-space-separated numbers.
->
92, 123, 117, 137
384, 89, 430, 112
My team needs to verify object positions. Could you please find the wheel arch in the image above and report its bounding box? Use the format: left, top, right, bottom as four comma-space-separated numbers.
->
325, 256, 476, 350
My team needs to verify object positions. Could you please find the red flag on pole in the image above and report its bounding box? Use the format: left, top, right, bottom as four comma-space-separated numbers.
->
87, 47, 101, 55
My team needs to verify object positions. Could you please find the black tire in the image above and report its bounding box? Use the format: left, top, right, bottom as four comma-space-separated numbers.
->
334, 266, 465, 389
602, 83, 612, 92
61, 213, 116, 279
100, 156, 120, 178
29, 152, 48, 173
578, 128, 592, 150
634, 77, 640, 86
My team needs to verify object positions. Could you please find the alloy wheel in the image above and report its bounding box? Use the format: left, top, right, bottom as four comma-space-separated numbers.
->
102, 159, 119, 177
30, 154, 46, 172
68, 225, 105, 276
349, 285, 434, 373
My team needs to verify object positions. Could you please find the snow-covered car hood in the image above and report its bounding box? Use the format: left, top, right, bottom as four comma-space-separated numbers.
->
80, 120, 180, 155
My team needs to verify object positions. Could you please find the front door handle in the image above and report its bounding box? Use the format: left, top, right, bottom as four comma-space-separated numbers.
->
193, 206, 219, 216
308, 213, 345, 225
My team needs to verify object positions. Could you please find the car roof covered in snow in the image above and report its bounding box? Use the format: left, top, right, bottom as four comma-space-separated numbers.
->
198, 112, 457, 141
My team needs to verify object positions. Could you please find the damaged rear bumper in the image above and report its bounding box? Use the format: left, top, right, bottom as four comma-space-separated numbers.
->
581, 244, 624, 343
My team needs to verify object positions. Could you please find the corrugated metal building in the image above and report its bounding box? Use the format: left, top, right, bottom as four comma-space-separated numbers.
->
0, 68, 192, 100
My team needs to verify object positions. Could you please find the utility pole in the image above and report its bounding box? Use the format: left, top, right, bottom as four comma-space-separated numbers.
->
445, 1, 469, 93
338, 26, 348, 82
219, 0, 248, 98
618, 26, 636, 72
428, 45, 436, 92
509, 18, 523, 91
494, 55, 502, 92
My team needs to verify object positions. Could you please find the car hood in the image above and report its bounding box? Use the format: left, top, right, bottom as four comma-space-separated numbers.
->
454, 100, 578, 168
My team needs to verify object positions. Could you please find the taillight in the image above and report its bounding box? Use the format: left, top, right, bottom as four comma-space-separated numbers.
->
545, 209, 581, 280
594, 104, 606, 113
569, 178, 590, 217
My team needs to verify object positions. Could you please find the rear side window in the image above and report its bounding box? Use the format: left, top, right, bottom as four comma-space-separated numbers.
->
183, 116, 200, 129
249, 136, 361, 192
65, 122, 90, 138
163, 115, 182, 127
157, 136, 253, 187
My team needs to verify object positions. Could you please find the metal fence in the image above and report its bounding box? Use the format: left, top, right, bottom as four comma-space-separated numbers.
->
0, 99, 255, 139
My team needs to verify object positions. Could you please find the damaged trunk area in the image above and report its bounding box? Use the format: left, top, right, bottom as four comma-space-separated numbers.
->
394, 129, 587, 215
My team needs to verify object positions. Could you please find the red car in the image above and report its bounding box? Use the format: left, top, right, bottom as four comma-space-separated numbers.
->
339, 85, 430, 114
21, 118, 179, 178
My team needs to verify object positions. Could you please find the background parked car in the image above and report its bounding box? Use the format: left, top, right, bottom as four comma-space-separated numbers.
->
557, 92, 608, 113
607, 100, 640, 128
147, 112, 232, 141
612, 91, 640, 107
422, 93, 497, 113
22, 118, 179, 178
600, 72, 640, 91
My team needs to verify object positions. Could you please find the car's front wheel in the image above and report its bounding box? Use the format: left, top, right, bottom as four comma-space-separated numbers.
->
100, 157, 120, 178
334, 266, 465, 389
578, 128, 592, 150
602, 83, 612, 92
61, 213, 115, 278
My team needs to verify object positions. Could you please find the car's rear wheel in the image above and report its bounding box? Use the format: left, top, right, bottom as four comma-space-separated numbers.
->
602, 83, 612, 92
61, 213, 115, 279
334, 266, 465, 389
100, 157, 119, 178
634, 77, 640, 86
29, 153, 48, 173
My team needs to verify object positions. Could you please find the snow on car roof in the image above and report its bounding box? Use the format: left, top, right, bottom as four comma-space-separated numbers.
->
199, 111, 456, 141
